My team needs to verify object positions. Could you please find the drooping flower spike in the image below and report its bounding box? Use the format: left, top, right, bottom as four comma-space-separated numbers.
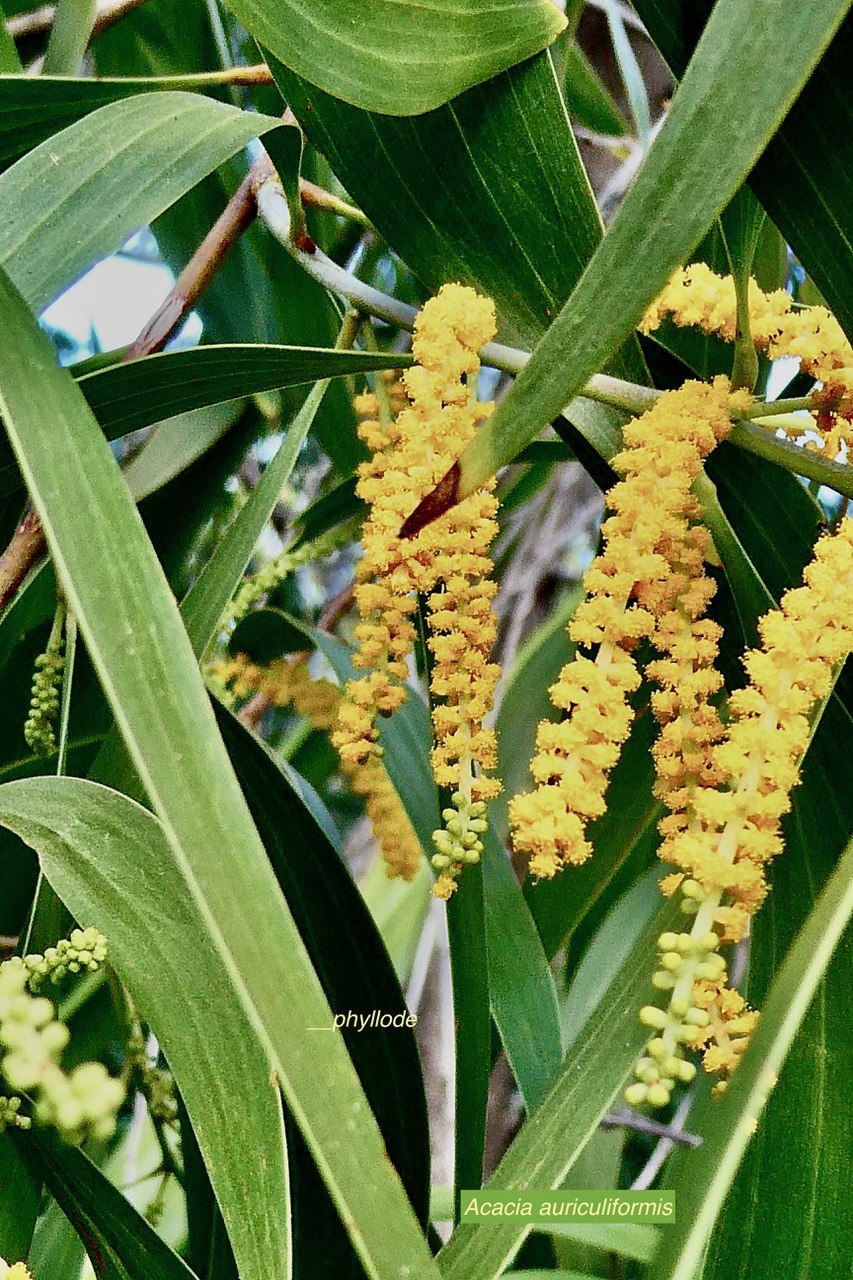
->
334, 283, 503, 898
212, 652, 424, 883
628, 518, 853, 1106
9, 926, 107, 990
510, 377, 735, 878
0, 954, 124, 1142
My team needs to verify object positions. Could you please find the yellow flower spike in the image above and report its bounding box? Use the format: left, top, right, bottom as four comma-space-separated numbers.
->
348, 756, 423, 882
511, 377, 733, 878
641, 263, 853, 453
666, 517, 853, 935
630, 518, 853, 1108
332, 285, 503, 899
219, 652, 425, 882
335, 285, 498, 769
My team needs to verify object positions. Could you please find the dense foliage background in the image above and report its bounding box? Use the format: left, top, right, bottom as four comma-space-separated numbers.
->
0, 3, 851, 1280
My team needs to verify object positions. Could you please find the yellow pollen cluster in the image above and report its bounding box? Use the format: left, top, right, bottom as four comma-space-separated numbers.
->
641, 262, 853, 453
510, 378, 733, 879
212, 654, 423, 881
333, 284, 503, 898
691, 977, 759, 1087
667, 517, 853, 937
630, 517, 853, 1108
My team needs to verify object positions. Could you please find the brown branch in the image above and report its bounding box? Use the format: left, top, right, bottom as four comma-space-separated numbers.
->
238, 690, 270, 730
318, 581, 355, 634
214, 64, 274, 87
0, 140, 365, 618
0, 509, 47, 617
125, 153, 274, 360
601, 1108, 702, 1149
7, 0, 150, 41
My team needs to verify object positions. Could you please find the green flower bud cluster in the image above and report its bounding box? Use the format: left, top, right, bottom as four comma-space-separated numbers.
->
0, 960, 124, 1143
225, 523, 356, 632
23, 610, 66, 757
10, 928, 108, 991
624, 927, 726, 1110
431, 792, 488, 874
676, 877, 705, 916
126, 1029, 177, 1125
0, 1094, 30, 1132
33, 1061, 125, 1143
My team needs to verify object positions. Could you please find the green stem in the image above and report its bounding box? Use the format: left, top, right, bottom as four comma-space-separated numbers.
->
742, 395, 825, 419
256, 180, 853, 498
56, 607, 76, 778
415, 599, 490, 1220
257, 182, 660, 411
728, 419, 853, 499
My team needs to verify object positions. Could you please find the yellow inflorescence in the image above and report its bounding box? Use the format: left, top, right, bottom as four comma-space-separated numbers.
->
510, 378, 733, 879
645, 519, 727, 835
628, 519, 853, 1108
333, 285, 498, 763
214, 269, 853, 1104
334, 284, 503, 898
213, 654, 423, 882
642, 262, 853, 453
679, 517, 853, 935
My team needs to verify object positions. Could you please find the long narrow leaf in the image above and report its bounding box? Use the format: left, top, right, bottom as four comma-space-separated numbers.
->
76, 345, 411, 441
0, 344, 408, 511
649, 834, 853, 1280
447, 861, 490, 1211
436, 898, 681, 1280
450, 0, 850, 496
633, 3, 853, 341
0, 93, 288, 313
272, 52, 613, 353
0, 73, 290, 173
245, 0, 566, 115
0, 777, 287, 1280
0, 1133, 40, 1261
303, 623, 564, 1114
15, 1097, 208, 1280
181, 379, 330, 657
0, 266, 440, 1280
